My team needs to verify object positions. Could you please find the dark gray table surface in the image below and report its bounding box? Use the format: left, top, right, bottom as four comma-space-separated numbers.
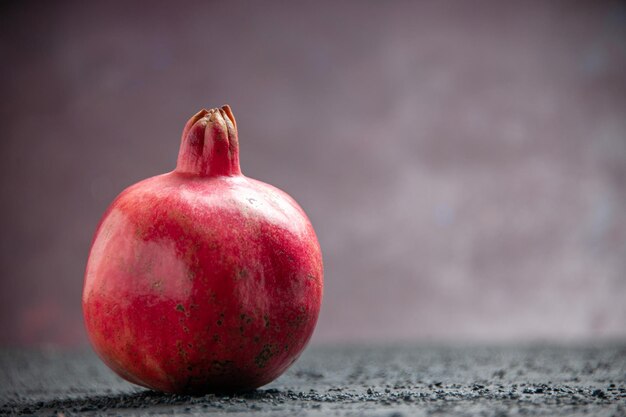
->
1, 343, 625, 416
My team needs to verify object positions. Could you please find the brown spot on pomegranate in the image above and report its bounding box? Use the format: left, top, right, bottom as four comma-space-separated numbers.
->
255, 344, 278, 369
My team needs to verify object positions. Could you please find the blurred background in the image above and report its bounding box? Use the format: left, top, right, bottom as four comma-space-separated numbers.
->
1, 1, 625, 347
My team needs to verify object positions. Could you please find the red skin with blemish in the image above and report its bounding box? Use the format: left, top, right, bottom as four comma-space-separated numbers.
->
83, 106, 323, 394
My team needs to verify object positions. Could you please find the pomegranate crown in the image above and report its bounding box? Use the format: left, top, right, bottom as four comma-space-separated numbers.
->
175, 105, 241, 177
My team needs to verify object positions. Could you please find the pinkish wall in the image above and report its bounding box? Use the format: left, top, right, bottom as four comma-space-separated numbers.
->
1, 1, 625, 347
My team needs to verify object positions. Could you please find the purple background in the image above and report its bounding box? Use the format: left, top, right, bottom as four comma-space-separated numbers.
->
1, 1, 625, 347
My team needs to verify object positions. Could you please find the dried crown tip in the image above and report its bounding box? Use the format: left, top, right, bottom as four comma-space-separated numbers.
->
177, 104, 241, 176
220, 104, 237, 129
198, 105, 235, 126
207, 110, 220, 123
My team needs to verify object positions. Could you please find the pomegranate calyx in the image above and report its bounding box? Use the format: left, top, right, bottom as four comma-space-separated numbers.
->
175, 105, 241, 177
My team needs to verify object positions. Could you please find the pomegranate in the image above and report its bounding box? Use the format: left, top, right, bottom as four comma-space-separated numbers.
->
82, 105, 323, 394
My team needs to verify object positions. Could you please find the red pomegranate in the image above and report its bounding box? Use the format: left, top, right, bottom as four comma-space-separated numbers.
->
83, 105, 323, 394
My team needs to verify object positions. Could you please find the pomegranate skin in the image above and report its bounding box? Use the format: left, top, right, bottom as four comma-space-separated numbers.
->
82, 106, 323, 394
